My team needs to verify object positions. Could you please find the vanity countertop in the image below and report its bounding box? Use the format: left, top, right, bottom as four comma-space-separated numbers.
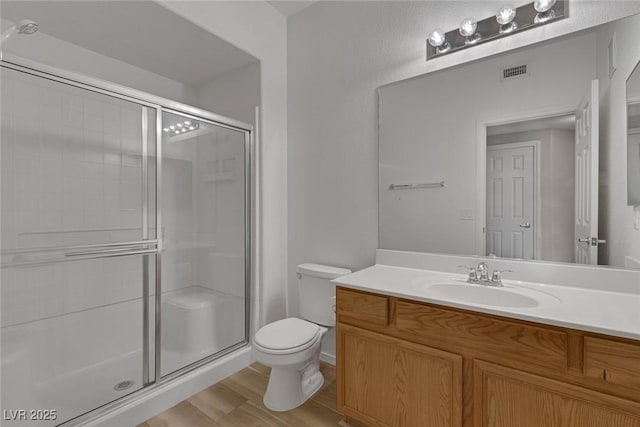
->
332, 264, 640, 341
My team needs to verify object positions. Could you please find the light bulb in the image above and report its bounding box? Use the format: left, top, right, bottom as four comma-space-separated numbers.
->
534, 0, 556, 13
496, 5, 516, 25
177, 123, 183, 128
169, 125, 175, 130
189, 126, 195, 130
534, 0, 557, 23
184, 120, 191, 125
428, 29, 446, 47
428, 29, 452, 54
163, 128, 169, 132
459, 17, 481, 45
496, 5, 518, 33
459, 17, 477, 37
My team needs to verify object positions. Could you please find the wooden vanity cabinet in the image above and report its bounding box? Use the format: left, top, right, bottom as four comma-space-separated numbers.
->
336, 287, 640, 427
338, 323, 463, 427
474, 361, 640, 427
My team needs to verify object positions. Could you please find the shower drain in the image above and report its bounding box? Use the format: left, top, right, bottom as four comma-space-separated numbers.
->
114, 380, 135, 391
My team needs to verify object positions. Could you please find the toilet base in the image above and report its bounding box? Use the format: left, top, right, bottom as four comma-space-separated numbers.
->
263, 355, 324, 412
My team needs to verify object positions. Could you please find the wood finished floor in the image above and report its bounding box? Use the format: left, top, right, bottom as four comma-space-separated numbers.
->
138, 362, 346, 427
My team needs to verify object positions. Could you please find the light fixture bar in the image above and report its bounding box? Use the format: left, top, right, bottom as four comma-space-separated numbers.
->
426, 0, 568, 60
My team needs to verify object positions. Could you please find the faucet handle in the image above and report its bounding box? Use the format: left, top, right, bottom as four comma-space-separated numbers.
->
477, 262, 489, 280
491, 269, 513, 283
458, 265, 478, 281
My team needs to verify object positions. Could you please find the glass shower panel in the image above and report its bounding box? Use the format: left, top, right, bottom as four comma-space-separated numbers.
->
1, 255, 156, 426
1, 66, 157, 425
0, 67, 156, 251
161, 111, 247, 376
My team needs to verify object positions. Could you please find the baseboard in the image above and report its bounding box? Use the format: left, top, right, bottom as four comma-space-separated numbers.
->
320, 351, 336, 365
83, 347, 252, 427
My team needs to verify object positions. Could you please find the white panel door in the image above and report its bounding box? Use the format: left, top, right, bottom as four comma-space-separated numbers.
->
574, 80, 600, 265
486, 144, 535, 259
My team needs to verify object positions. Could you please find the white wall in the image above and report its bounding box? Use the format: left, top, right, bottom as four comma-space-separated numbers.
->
158, 0, 288, 329
195, 61, 261, 126
596, 13, 640, 268
287, 1, 640, 361
0, 18, 196, 104
548, 129, 576, 262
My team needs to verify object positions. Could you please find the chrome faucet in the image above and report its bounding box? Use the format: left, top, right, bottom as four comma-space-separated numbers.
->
477, 262, 489, 281
458, 263, 512, 287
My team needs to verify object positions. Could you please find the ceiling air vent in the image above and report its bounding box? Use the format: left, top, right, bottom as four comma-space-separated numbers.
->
500, 63, 529, 81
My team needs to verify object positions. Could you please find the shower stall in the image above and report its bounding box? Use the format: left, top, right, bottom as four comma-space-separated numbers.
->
0, 55, 252, 426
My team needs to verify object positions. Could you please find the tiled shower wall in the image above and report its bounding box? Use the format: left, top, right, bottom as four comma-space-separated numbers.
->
194, 130, 245, 299
1, 68, 152, 327
1, 69, 150, 251
1, 67, 247, 387
0, 68, 152, 390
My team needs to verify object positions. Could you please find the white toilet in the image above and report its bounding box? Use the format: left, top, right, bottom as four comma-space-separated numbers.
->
252, 263, 351, 411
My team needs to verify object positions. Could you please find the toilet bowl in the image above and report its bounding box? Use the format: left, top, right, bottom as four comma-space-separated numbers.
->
252, 263, 351, 411
253, 317, 328, 411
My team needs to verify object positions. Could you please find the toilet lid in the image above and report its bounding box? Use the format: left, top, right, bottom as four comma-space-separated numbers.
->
254, 318, 321, 351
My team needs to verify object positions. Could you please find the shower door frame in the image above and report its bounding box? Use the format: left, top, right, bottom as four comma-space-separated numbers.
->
0, 52, 253, 426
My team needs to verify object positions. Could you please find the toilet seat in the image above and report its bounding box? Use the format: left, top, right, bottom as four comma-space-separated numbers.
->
254, 318, 322, 355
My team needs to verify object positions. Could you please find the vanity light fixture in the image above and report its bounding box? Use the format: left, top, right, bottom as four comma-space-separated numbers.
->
426, 0, 568, 60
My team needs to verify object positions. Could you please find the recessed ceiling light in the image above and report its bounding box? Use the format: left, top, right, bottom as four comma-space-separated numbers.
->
164, 120, 200, 137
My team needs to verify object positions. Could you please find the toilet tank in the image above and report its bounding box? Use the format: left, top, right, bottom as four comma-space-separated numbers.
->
297, 263, 351, 327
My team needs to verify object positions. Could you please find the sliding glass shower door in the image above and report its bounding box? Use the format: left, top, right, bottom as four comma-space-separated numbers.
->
1, 66, 157, 426
1, 59, 252, 426
160, 111, 248, 376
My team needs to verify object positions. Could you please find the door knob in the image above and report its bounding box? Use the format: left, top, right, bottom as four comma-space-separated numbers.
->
519, 222, 531, 228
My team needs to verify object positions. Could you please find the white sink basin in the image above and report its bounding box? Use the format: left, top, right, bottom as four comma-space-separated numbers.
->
410, 278, 560, 308
426, 284, 539, 308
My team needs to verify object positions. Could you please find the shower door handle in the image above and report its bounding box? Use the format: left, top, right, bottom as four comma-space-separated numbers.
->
65, 247, 154, 257
64, 240, 158, 258
2, 240, 159, 267
3, 248, 157, 268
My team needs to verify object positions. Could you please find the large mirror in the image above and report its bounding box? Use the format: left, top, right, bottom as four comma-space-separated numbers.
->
379, 12, 640, 270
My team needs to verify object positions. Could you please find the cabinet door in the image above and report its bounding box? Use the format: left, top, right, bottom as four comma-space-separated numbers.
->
338, 323, 462, 427
474, 361, 640, 427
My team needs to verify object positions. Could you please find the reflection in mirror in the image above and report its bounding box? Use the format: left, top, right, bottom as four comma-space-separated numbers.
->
379, 13, 640, 270
486, 114, 575, 263
628, 62, 640, 206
